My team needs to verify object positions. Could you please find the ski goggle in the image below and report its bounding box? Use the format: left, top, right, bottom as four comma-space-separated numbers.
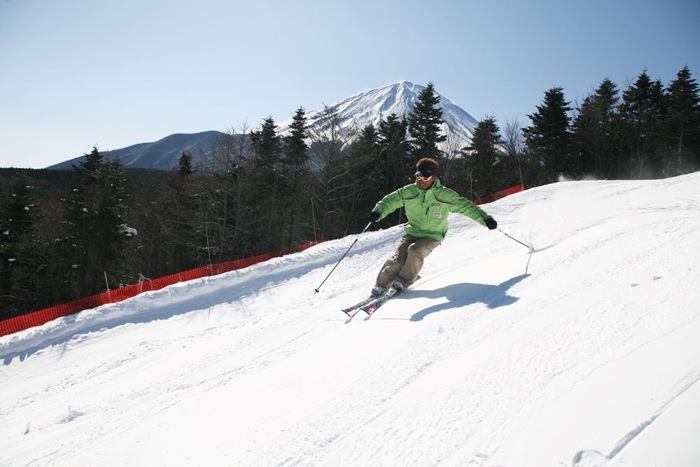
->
415, 174, 434, 181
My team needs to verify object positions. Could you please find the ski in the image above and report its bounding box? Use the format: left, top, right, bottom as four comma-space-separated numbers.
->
341, 295, 379, 318
363, 276, 421, 316
362, 287, 401, 316
342, 277, 420, 320
343, 307, 363, 319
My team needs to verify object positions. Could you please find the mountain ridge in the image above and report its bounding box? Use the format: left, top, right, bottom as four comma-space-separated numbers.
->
48, 82, 478, 170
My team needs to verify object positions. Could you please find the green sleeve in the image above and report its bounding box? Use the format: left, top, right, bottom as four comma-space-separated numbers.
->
373, 185, 417, 221
438, 187, 492, 226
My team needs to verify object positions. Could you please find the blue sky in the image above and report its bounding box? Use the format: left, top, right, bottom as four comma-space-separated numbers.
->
1, 0, 699, 169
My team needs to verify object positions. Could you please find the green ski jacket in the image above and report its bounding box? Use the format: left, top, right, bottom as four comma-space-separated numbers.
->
372, 178, 493, 242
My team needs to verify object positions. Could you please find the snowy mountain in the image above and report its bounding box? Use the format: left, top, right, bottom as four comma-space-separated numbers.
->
282, 81, 478, 143
48, 82, 478, 170
2, 173, 700, 466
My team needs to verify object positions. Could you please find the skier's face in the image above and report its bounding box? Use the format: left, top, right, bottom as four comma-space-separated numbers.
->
415, 174, 435, 190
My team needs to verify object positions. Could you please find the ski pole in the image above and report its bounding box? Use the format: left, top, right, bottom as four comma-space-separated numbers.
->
498, 228, 533, 251
314, 222, 372, 293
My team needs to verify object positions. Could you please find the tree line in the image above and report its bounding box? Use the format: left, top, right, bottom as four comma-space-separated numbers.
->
2, 67, 699, 320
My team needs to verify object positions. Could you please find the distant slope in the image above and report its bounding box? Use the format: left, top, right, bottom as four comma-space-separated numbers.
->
48, 131, 222, 170
48, 82, 478, 170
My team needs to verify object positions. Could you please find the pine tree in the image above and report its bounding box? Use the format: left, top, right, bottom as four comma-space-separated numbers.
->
284, 107, 309, 169
619, 70, 667, 179
378, 113, 411, 192
574, 78, 621, 178
251, 117, 283, 167
164, 155, 202, 272
282, 107, 310, 247
250, 116, 284, 252
354, 124, 379, 158
64, 149, 131, 296
71, 146, 104, 186
664, 65, 700, 174
461, 117, 504, 199
523, 87, 575, 183
345, 124, 381, 231
408, 82, 446, 162
0, 176, 43, 318
178, 151, 195, 176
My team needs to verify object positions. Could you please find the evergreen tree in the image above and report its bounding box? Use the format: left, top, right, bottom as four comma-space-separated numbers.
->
619, 71, 667, 178
574, 78, 621, 178
523, 87, 575, 183
178, 151, 195, 176
345, 124, 381, 231
369, 114, 412, 227
250, 116, 284, 252
354, 124, 379, 157
64, 148, 131, 296
408, 82, 446, 162
72, 146, 104, 185
251, 117, 283, 168
0, 177, 43, 318
156, 157, 203, 273
282, 107, 310, 247
284, 107, 309, 168
378, 113, 411, 192
460, 116, 504, 199
664, 65, 700, 174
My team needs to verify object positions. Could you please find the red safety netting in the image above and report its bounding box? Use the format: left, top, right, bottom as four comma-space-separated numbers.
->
474, 184, 525, 205
0, 241, 324, 337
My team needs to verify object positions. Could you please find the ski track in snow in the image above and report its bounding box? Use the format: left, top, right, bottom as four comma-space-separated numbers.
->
1, 174, 700, 467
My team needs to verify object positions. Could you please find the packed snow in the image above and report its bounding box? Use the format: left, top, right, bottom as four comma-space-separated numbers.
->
2, 173, 700, 467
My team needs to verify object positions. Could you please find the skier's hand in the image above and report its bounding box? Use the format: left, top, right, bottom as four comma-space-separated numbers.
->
369, 211, 381, 223
485, 217, 497, 230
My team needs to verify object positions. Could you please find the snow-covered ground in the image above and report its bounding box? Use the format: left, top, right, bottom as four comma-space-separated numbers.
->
2, 173, 700, 467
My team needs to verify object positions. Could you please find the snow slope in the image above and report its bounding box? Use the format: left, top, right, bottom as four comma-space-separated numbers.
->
2, 173, 700, 467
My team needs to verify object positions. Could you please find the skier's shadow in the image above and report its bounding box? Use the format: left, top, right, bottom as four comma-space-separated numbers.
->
406, 273, 530, 321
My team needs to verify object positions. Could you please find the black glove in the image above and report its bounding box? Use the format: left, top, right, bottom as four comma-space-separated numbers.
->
484, 217, 497, 230
369, 211, 381, 223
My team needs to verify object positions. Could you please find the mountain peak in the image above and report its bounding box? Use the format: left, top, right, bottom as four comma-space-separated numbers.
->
49, 82, 479, 170
280, 81, 478, 143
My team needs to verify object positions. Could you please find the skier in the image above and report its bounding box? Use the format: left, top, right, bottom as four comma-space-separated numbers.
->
368, 157, 497, 297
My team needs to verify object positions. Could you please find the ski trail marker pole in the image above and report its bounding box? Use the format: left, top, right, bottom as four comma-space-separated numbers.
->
315, 222, 372, 293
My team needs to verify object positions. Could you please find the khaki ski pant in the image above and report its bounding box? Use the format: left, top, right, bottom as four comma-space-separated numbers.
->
375, 234, 441, 288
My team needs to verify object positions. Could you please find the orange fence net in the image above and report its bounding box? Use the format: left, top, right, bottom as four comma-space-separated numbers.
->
473, 184, 525, 205
0, 241, 323, 337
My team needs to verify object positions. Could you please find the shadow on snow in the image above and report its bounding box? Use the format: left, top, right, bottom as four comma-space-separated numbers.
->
406, 273, 530, 322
